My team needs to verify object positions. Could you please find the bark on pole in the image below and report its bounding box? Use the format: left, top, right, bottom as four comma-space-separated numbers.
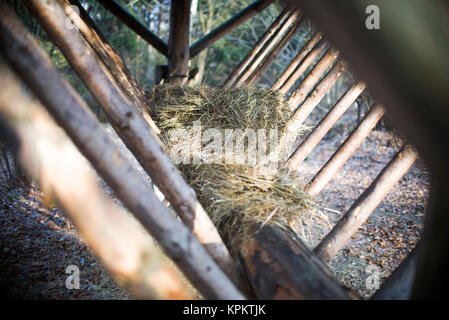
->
287, 81, 366, 169
96, 0, 168, 56
307, 104, 386, 197
278, 60, 347, 155
314, 144, 418, 262
190, 0, 275, 58
233, 9, 302, 88
0, 69, 194, 300
278, 38, 329, 94
222, 6, 292, 87
0, 3, 245, 299
245, 17, 302, 86
238, 226, 355, 299
270, 31, 322, 91
63, 0, 160, 135
23, 0, 243, 291
288, 46, 339, 108
167, 0, 191, 84
371, 246, 419, 300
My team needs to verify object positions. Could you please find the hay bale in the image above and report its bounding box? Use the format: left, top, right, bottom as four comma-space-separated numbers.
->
147, 85, 313, 248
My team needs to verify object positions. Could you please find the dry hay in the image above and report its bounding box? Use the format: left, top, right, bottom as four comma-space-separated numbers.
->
147, 85, 314, 247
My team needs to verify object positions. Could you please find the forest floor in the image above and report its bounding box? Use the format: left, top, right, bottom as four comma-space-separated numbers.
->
0, 124, 430, 299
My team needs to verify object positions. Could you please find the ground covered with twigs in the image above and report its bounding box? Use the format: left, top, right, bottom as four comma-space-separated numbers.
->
0, 124, 429, 299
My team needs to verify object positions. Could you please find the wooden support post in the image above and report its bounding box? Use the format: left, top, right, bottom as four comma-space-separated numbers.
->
233, 9, 302, 88
167, 0, 191, 84
314, 144, 418, 262
278, 38, 329, 94
371, 247, 419, 300
288, 46, 339, 108
245, 16, 303, 86
287, 81, 366, 169
238, 225, 355, 299
0, 69, 195, 300
222, 6, 292, 87
96, 0, 168, 56
0, 4, 244, 299
190, 0, 275, 58
270, 31, 322, 91
22, 0, 245, 292
63, 0, 160, 134
307, 104, 386, 197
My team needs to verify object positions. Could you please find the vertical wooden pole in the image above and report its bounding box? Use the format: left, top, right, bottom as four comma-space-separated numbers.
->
167, 0, 191, 84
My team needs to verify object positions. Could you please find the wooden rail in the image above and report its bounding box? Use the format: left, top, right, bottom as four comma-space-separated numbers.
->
270, 31, 322, 91
287, 81, 366, 168
190, 0, 275, 58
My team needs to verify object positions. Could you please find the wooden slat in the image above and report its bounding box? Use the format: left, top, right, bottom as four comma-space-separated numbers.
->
371, 247, 419, 300
307, 103, 386, 197
278, 38, 329, 94
190, 0, 275, 58
279, 59, 348, 156
223, 6, 292, 87
22, 0, 245, 291
288, 46, 339, 108
270, 31, 322, 91
0, 3, 244, 299
96, 0, 168, 56
63, 0, 160, 134
314, 144, 418, 262
287, 81, 366, 169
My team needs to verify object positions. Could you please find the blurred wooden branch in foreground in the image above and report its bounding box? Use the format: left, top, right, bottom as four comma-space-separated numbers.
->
0, 67, 195, 300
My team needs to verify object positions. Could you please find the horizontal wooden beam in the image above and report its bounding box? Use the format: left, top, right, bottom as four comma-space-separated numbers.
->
314, 144, 418, 262
287, 81, 366, 168
223, 6, 292, 87
96, 0, 168, 56
190, 0, 275, 58
270, 31, 322, 91
307, 103, 386, 197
